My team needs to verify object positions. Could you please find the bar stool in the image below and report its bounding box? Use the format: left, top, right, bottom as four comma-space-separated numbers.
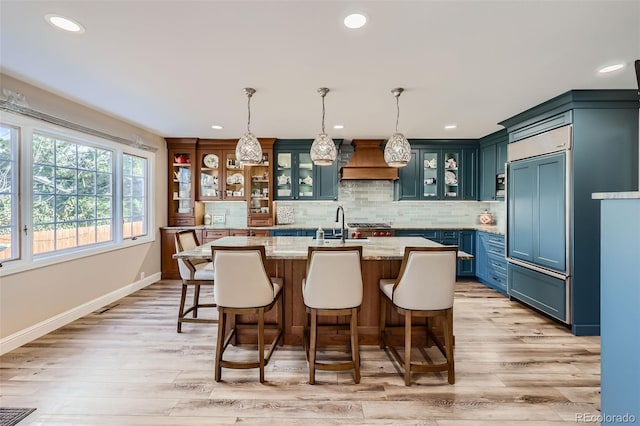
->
212, 245, 283, 383
302, 245, 363, 384
379, 246, 458, 385
174, 230, 216, 332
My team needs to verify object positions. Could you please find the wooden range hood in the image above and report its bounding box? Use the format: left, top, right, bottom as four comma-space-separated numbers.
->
340, 139, 399, 180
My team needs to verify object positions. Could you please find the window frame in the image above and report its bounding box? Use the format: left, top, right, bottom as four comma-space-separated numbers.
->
0, 123, 20, 263
0, 110, 155, 277
122, 152, 149, 240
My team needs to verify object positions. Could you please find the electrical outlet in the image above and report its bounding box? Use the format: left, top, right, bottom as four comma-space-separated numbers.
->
140, 271, 145, 280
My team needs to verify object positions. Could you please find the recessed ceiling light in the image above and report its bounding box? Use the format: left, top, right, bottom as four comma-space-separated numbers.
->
211, 125, 223, 130
344, 13, 367, 29
444, 124, 457, 130
45, 14, 85, 33
333, 124, 344, 130
598, 63, 625, 73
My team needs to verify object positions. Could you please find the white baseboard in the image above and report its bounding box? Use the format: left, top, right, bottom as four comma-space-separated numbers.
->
0, 272, 162, 355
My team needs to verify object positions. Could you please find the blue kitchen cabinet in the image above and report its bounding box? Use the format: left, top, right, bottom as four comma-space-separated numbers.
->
508, 263, 566, 321
507, 153, 566, 273
476, 232, 507, 294
396, 229, 475, 276
479, 129, 508, 201
395, 141, 477, 201
274, 139, 341, 201
500, 90, 639, 335
598, 197, 640, 423
270, 229, 309, 236
457, 230, 476, 277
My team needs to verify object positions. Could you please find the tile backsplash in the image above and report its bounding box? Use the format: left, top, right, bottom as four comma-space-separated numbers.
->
262, 180, 505, 230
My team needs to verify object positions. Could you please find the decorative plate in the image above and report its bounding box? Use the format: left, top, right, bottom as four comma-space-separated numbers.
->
230, 173, 244, 185
203, 154, 218, 168
277, 154, 291, 168
445, 171, 457, 185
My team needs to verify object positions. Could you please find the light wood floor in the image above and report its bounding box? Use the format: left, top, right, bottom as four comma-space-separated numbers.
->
1, 280, 601, 425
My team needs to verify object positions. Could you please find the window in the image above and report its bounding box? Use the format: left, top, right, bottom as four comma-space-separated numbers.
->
32, 133, 114, 254
0, 110, 154, 273
122, 153, 147, 239
0, 124, 19, 262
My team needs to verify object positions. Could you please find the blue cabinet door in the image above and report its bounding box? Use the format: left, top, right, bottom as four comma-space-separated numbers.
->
534, 154, 566, 272
508, 153, 566, 272
462, 148, 477, 200
496, 140, 507, 175
508, 159, 535, 262
457, 230, 475, 276
397, 150, 420, 200
479, 144, 497, 201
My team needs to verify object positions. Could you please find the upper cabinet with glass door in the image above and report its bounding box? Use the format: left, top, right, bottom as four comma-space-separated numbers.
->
196, 139, 245, 201
166, 138, 198, 226
274, 139, 341, 201
396, 141, 477, 201
198, 152, 221, 200
246, 139, 275, 226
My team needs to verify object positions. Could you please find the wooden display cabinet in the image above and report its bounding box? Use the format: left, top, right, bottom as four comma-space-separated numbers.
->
166, 138, 204, 226
196, 139, 245, 201
246, 139, 275, 226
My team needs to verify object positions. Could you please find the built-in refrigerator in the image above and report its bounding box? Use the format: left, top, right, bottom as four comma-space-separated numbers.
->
507, 125, 572, 324
501, 90, 639, 336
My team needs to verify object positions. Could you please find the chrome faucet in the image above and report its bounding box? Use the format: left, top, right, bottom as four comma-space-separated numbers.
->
335, 205, 346, 243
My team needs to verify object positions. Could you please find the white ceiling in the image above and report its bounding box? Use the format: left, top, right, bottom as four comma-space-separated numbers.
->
1, 1, 639, 142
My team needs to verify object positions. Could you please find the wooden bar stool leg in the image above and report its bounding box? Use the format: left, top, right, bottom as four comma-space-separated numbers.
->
404, 310, 412, 386
258, 308, 265, 384
215, 308, 226, 382
309, 310, 317, 385
351, 307, 361, 384
193, 285, 201, 318
444, 308, 455, 384
177, 284, 188, 333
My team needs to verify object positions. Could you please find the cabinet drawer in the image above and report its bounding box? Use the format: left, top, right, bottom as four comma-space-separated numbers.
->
508, 263, 567, 322
422, 230, 440, 240
172, 218, 195, 226
229, 229, 248, 236
202, 230, 229, 242
249, 229, 270, 237
486, 254, 507, 274
248, 218, 273, 227
441, 230, 459, 240
486, 271, 508, 291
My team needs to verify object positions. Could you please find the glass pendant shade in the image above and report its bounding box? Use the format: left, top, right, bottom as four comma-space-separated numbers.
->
236, 132, 262, 165
384, 132, 412, 167
310, 133, 337, 166
235, 87, 262, 165
310, 87, 337, 166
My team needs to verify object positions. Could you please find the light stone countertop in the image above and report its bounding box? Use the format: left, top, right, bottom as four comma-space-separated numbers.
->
163, 224, 505, 235
174, 236, 473, 261
592, 191, 640, 200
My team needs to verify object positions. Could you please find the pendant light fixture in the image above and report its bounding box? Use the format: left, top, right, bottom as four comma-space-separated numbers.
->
384, 87, 411, 167
235, 87, 262, 165
310, 87, 337, 166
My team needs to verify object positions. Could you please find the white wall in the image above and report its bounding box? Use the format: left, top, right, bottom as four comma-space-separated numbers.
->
0, 74, 167, 351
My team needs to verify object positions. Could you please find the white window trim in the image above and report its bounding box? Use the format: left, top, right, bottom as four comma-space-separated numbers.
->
0, 111, 155, 278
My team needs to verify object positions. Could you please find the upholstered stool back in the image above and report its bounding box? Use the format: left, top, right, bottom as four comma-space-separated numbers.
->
213, 247, 277, 308
391, 248, 456, 311
303, 249, 363, 310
